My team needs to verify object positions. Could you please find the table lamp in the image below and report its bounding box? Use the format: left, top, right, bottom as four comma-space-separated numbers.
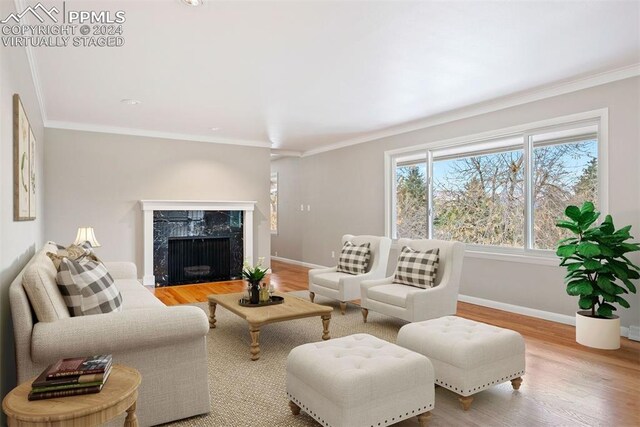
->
73, 227, 101, 248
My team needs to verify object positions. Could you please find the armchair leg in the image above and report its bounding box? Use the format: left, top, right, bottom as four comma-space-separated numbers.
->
339, 302, 347, 315
361, 308, 369, 323
417, 411, 432, 427
288, 400, 301, 416
309, 292, 315, 303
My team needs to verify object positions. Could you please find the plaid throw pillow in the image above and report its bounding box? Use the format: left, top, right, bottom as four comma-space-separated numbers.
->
57, 258, 123, 316
337, 241, 371, 275
394, 246, 440, 289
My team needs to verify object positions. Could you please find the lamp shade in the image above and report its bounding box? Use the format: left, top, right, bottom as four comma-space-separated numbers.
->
73, 227, 101, 248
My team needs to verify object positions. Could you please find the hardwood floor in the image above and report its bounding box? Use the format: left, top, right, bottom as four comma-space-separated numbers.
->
152, 260, 308, 305
154, 260, 640, 426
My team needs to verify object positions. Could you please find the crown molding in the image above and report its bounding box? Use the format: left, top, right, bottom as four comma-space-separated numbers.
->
20, 2, 638, 157
302, 63, 640, 157
45, 121, 272, 148
270, 149, 302, 161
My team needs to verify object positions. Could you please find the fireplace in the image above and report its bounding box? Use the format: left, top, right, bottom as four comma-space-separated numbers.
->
140, 200, 257, 287
167, 237, 231, 285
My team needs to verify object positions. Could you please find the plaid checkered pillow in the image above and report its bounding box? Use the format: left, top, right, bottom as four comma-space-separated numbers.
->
337, 241, 371, 275
394, 246, 440, 288
57, 258, 123, 316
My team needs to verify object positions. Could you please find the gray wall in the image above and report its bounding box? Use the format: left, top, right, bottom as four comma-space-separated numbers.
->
272, 76, 640, 329
44, 129, 271, 272
0, 0, 46, 417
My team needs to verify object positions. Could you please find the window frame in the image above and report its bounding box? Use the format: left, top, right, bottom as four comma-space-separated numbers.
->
384, 109, 609, 264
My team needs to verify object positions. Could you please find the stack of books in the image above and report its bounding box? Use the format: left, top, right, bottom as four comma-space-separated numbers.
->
28, 354, 113, 401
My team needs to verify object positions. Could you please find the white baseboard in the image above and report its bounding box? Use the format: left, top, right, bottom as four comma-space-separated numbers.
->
143, 275, 155, 286
271, 256, 328, 270
458, 294, 630, 338
628, 325, 640, 341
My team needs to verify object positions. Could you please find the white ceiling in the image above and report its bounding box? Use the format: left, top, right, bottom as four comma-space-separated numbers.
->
30, 0, 640, 153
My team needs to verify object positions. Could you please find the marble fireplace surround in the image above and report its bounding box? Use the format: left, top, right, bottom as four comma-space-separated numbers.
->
140, 200, 256, 286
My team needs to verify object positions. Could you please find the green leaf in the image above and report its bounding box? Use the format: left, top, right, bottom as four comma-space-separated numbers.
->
567, 263, 582, 272
578, 296, 594, 309
613, 225, 632, 238
596, 276, 618, 295
577, 242, 600, 258
565, 205, 581, 221
621, 255, 640, 271
583, 259, 601, 271
565, 269, 587, 280
580, 201, 595, 214
597, 303, 616, 318
615, 296, 630, 308
628, 270, 640, 280
567, 280, 593, 296
557, 245, 577, 257
578, 211, 600, 229
558, 237, 579, 245
622, 278, 637, 294
620, 243, 640, 254
596, 245, 615, 257
556, 221, 580, 234
607, 262, 628, 280
600, 215, 615, 234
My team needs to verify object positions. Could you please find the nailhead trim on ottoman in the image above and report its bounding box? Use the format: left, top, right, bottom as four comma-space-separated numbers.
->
286, 334, 435, 427
397, 316, 525, 401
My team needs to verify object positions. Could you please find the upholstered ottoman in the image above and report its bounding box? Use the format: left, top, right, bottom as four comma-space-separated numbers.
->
286, 334, 435, 427
397, 316, 525, 411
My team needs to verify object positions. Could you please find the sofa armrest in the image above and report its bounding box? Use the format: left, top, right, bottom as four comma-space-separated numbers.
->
406, 283, 457, 314
31, 306, 208, 363
309, 266, 337, 280
103, 262, 138, 280
339, 270, 382, 287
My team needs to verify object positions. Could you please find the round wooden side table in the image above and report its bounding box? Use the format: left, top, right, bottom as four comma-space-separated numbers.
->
2, 365, 141, 427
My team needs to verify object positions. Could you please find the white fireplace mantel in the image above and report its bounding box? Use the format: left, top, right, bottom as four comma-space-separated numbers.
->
140, 200, 257, 286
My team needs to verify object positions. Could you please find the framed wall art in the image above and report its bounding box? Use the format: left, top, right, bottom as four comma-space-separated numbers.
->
13, 94, 36, 221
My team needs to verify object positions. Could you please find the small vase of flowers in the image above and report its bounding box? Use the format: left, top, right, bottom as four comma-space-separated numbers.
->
242, 258, 268, 304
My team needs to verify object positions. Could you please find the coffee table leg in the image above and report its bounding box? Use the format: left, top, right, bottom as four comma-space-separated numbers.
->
208, 301, 217, 329
321, 314, 331, 340
249, 325, 261, 361
125, 400, 138, 427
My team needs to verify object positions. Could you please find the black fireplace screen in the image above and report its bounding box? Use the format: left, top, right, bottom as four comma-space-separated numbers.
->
167, 237, 231, 285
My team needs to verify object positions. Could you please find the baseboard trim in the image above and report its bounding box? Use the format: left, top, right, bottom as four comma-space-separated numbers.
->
458, 294, 630, 338
271, 256, 328, 270
628, 325, 640, 342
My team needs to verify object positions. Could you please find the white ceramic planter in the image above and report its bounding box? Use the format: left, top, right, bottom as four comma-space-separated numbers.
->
575, 311, 620, 350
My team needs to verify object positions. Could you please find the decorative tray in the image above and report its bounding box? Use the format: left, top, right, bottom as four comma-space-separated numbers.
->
238, 295, 285, 307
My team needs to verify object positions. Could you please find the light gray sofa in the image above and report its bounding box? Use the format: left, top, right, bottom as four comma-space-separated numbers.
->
9, 242, 211, 426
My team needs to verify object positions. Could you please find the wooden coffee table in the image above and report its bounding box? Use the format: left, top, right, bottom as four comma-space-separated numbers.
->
2, 365, 141, 427
208, 292, 333, 361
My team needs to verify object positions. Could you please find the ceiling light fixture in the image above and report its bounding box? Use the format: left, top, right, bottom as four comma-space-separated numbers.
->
120, 99, 141, 105
181, 0, 203, 6
210, 127, 220, 131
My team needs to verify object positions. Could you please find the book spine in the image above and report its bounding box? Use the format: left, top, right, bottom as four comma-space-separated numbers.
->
28, 385, 101, 401
32, 381, 103, 393
32, 372, 105, 388
47, 368, 106, 379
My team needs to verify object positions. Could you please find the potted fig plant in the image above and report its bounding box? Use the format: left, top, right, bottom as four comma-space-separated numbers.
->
556, 201, 639, 349
242, 257, 268, 304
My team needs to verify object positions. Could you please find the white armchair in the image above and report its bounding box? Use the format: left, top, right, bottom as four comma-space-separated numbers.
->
360, 238, 464, 323
308, 235, 391, 314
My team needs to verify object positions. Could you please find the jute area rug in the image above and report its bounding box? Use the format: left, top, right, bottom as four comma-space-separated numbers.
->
165, 292, 526, 427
